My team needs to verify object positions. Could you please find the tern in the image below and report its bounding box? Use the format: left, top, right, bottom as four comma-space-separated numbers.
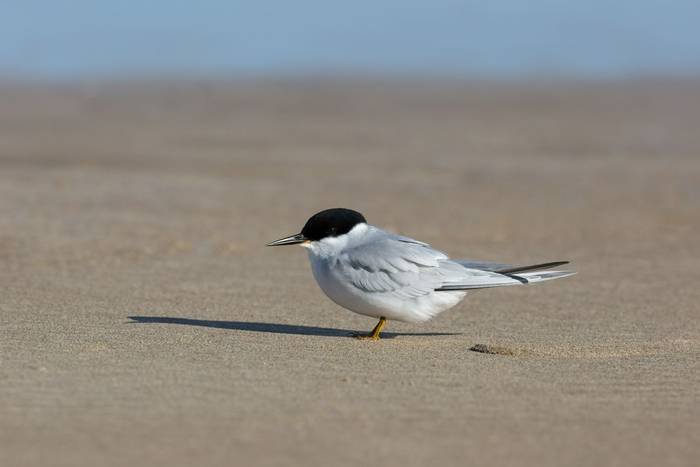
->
267, 208, 574, 340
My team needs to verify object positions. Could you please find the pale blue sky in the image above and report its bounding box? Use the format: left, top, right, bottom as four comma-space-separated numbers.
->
2, 0, 699, 79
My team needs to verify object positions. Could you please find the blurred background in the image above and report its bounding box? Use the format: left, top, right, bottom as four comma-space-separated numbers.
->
2, 2, 699, 467
2, 0, 700, 79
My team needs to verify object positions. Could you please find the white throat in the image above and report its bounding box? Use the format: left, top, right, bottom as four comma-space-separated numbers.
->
302, 223, 369, 259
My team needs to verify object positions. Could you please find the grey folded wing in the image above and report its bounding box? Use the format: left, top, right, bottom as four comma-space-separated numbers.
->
336, 233, 451, 298
337, 231, 574, 295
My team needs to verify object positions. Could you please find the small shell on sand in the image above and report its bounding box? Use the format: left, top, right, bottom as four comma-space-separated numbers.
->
470, 339, 696, 358
470, 344, 525, 356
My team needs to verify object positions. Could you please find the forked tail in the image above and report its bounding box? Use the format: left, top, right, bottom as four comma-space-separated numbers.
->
436, 260, 575, 291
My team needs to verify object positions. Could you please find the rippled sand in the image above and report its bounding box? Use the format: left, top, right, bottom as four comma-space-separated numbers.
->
1, 79, 699, 467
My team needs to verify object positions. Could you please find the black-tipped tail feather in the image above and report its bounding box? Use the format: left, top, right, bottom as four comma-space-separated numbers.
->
494, 261, 569, 275
435, 261, 574, 291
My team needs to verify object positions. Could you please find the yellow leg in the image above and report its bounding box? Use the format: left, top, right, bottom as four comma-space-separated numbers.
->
354, 317, 386, 341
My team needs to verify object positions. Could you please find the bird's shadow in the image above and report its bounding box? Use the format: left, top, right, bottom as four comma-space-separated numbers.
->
127, 316, 460, 339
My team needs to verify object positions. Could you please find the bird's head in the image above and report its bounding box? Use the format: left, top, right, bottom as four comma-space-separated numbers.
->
266, 208, 367, 247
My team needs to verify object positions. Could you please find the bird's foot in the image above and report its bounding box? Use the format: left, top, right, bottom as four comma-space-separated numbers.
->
350, 317, 386, 341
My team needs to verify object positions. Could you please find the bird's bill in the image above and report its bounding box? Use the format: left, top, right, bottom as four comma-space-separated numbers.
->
266, 233, 308, 246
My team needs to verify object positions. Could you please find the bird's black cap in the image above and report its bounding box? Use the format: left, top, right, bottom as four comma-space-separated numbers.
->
267, 208, 367, 246
301, 208, 367, 241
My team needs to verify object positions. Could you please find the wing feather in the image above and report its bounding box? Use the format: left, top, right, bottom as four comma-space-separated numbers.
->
337, 232, 447, 298
335, 228, 575, 296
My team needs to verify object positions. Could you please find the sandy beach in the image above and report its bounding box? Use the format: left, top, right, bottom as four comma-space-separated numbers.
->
1, 79, 699, 466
